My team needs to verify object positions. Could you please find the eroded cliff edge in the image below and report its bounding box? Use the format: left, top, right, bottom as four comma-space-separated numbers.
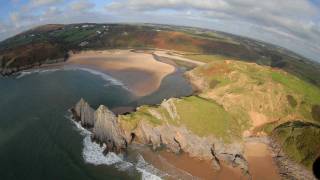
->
71, 59, 320, 179
71, 98, 250, 177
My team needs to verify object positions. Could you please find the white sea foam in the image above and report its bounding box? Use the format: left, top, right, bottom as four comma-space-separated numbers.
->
16, 66, 130, 91
82, 135, 124, 165
67, 67, 129, 91
16, 68, 60, 79
136, 155, 166, 180
68, 117, 163, 180
69, 119, 126, 166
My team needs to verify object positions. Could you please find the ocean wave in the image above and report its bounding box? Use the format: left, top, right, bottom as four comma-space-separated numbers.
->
15, 67, 130, 91
68, 116, 163, 180
136, 154, 167, 180
82, 135, 125, 165
16, 68, 60, 79
69, 118, 126, 166
67, 67, 129, 91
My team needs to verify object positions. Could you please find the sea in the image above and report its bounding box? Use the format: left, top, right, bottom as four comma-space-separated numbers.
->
0, 67, 193, 180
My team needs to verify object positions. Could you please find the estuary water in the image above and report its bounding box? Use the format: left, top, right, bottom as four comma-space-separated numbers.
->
0, 68, 193, 180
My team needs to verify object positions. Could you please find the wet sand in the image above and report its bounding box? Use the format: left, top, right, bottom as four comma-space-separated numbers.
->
245, 142, 280, 180
67, 50, 175, 96
158, 151, 246, 180
137, 146, 246, 180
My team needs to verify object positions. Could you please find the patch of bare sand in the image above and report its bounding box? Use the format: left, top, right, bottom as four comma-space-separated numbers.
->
159, 151, 246, 180
140, 148, 246, 180
154, 51, 205, 66
249, 111, 269, 128
67, 50, 175, 96
245, 142, 280, 180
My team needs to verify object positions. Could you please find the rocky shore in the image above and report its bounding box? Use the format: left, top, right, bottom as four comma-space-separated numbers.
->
71, 98, 251, 178
243, 136, 316, 180
0, 58, 65, 76
269, 138, 317, 180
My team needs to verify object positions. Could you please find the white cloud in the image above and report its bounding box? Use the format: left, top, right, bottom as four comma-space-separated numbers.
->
42, 6, 63, 18
105, 0, 320, 61
1, 0, 320, 61
30, 0, 64, 6
70, 0, 95, 12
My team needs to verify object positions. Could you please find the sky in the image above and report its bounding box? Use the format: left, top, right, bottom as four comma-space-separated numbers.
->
0, 0, 320, 62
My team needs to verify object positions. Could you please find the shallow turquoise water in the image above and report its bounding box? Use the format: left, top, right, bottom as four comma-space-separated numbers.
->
0, 68, 193, 180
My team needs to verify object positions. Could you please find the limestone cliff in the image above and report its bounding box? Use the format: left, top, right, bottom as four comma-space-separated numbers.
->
74, 98, 95, 127
72, 99, 127, 153
93, 105, 127, 153
128, 120, 248, 173
71, 98, 250, 177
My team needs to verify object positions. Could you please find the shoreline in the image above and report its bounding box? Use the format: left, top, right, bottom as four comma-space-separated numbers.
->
66, 50, 176, 97
7, 50, 304, 179
7, 49, 202, 98
136, 144, 246, 180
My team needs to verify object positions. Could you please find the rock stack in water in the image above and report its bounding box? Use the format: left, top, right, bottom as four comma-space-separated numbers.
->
72, 99, 127, 153
74, 98, 95, 127
93, 105, 127, 153
72, 98, 250, 177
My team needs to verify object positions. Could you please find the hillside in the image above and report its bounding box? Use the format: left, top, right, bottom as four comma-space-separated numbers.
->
1, 23, 319, 177
118, 58, 320, 175
1, 23, 320, 87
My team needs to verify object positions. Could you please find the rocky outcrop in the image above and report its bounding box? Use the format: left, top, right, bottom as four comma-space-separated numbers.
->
74, 98, 95, 127
93, 105, 127, 153
72, 98, 250, 177
130, 121, 249, 174
160, 99, 180, 120
184, 70, 208, 92
269, 138, 316, 180
72, 99, 127, 153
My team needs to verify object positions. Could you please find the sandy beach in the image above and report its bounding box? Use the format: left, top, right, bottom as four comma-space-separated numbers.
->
66, 50, 175, 96
137, 145, 246, 180
245, 141, 280, 180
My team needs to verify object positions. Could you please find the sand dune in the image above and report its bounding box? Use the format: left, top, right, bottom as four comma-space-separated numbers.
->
67, 50, 175, 96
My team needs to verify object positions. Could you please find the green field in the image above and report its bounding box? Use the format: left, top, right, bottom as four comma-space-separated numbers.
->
120, 96, 242, 142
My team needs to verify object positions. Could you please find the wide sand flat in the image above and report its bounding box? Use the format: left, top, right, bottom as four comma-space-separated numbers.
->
67, 50, 175, 96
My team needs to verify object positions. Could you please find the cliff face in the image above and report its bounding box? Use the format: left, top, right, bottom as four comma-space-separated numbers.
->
72, 99, 250, 176
93, 105, 127, 153
74, 98, 95, 127
72, 99, 127, 153
130, 120, 248, 173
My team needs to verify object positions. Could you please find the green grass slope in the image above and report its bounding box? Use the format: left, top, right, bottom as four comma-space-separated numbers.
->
187, 60, 320, 129
272, 121, 320, 169
184, 59, 320, 169
119, 96, 241, 142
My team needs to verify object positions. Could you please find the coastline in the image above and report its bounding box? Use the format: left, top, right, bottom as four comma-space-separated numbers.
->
8, 48, 303, 179
8, 49, 203, 97
66, 50, 176, 97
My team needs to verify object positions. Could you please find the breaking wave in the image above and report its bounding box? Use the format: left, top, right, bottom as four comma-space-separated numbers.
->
15, 67, 129, 91
16, 69, 60, 79
68, 116, 164, 180
136, 154, 165, 180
